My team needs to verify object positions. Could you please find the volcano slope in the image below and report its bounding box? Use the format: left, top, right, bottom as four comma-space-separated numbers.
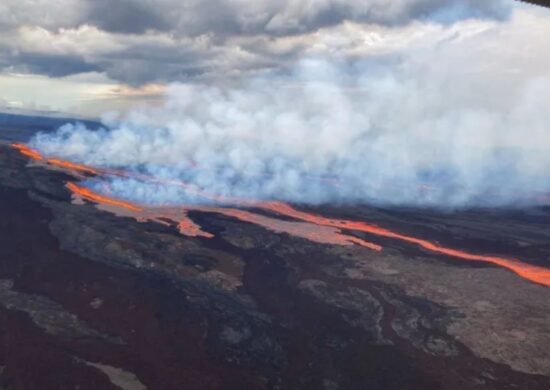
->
1, 140, 550, 390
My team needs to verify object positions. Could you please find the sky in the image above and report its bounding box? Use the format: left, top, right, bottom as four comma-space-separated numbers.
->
1, 0, 547, 117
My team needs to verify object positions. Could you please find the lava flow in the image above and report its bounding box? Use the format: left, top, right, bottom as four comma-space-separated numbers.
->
12, 144, 99, 175
177, 212, 215, 238
12, 143, 43, 160
66, 182, 142, 212
65, 182, 381, 250
12, 142, 550, 287
259, 202, 550, 287
201, 207, 382, 251
47, 158, 99, 175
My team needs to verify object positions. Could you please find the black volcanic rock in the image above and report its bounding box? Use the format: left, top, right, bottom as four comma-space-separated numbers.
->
1, 142, 550, 389
0, 280, 121, 343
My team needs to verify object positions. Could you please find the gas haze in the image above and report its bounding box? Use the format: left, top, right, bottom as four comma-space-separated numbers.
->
30, 6, 550, 208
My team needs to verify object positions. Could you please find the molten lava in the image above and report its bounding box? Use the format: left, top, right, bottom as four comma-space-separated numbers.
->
12, 143, 43, 160
12, 143, 99, 176
64, 182, 380, 250
47, 159, 99, 175
202, 207, 382, 251
12, 142, 550, 287
259, 202, 550, 287
177, 212, 214, 238
67, 183, 142, 212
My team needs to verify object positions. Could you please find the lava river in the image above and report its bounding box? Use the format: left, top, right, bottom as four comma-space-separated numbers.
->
11, 143, 550, 287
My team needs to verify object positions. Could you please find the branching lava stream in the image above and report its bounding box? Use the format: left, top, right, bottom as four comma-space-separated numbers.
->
12, 142, 550, 287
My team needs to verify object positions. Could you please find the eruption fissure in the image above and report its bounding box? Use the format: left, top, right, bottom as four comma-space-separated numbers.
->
12, 142, 550, 287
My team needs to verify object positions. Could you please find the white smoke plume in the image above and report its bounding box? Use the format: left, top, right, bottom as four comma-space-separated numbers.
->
30, 6, 550, 208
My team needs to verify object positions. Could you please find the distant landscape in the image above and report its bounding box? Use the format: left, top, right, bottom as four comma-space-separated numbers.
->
0, 112, 101, 142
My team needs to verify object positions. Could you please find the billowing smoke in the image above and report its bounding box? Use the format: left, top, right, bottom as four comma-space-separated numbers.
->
30, 6, 550, 208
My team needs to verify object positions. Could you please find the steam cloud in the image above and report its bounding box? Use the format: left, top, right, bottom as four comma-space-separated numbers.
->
30, 7, 550, 208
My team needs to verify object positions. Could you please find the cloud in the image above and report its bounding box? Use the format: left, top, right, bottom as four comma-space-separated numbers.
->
1, 24, 221, 84
84, 0, 172, 34
0, 0, 83, 32
116, 0, 510, 37
7, 52, 101, 78
0, 0, 514, 84
30, 8, 550, 208
0, 0, 512, 36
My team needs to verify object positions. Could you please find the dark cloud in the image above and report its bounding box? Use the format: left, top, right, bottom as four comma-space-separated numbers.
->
81, 0, 511, 37
25, 54, 100, 77
101, 57, 210, 86
1, 51, 101, 77
84, 0, 171, 34
0, 0, 514, 36
0, 0, 514, 84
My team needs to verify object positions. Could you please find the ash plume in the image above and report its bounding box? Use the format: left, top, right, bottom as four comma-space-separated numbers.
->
30, 6, 550, 208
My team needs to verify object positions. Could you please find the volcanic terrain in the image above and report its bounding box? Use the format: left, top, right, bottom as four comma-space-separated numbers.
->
0, 127, 550, 389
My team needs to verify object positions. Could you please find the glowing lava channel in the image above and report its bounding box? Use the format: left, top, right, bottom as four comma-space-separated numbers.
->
12, 143, 44, 160
67, 182, 142, 212
12, 142, 550, 287
12, 144, 99, 175
259, 202, 550, 287
65, 183, 380, 250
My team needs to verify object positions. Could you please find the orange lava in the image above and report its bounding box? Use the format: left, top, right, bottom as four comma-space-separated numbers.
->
67, 182, 213, 238
177, 212, 214, 238
202, 207, 382, 251
11, 143, 43, 160
67, 182, 142, 212
259, 202, 550, 287
12, 143, 99, 175
12, 142, 550, 286
46, 158, 99, 175
64, 180, 380, 250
